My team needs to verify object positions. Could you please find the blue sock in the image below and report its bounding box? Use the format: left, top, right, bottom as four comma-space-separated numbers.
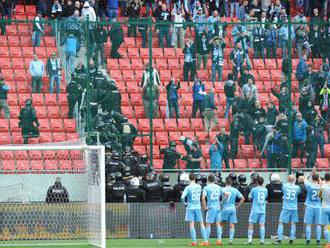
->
229, 228, 235, 241
324, 229, 330, 243
306, 225, 311, 241
248, 228, 253, 242
290, 224, 296, 240
316, 225, 321, 241
277, 224, 284, 241
216, 226, 222, 240
201, 226, 208, 242
190, 227, 196, 243
260, 227, 265, 242
206, 226, 211, 240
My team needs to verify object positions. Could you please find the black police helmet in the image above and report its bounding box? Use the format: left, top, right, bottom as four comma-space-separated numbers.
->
296, 169, 304, 179
195, 174, 202, 183
229, 172, 237, 181
114, 172, 122, 180
251, 172, 259, 180
112, 150, 120, 159
238, 174, 247, 183
124, 166, 131, 176
201, 174, 207, 184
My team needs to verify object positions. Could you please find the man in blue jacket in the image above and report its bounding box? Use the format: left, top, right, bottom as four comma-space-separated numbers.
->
293, 112, 308, 163
108, 0, 118, 20
192, 79, 206, 118
62, 33, 79, 76
209, 139, 224, 172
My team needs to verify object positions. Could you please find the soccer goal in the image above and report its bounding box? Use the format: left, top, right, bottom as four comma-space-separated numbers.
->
0, 144, 106, 248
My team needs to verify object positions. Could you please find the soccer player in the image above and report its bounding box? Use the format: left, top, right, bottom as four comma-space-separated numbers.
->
275, 174, 301, 245
320, 173, 330, 247
202, 174, 222, 246
304, 167, 321, 245
220, 176, 245, 245
246, 176, 268, 245
181, 173, 208, 246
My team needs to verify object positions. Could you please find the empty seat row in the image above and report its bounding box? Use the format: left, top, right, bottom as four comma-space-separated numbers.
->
6, 93, 68, 106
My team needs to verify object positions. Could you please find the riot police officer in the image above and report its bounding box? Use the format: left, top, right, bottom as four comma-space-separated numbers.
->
142, 171, 163, 202
126, 177, 146, 203
19, 99, 39, 144
266, 173, 283, 202
66, 79, 82, 119
159, 174, 173, 202
173, 172, 189, 202
229, 172, 239, 189
122, 166, 133, 184
107, 172, 127, 202
106, 150, 125, 175
122, 146, 139, 176
160, 141, 182, 170
238, 174, 250, 202
295, 170, 307, 202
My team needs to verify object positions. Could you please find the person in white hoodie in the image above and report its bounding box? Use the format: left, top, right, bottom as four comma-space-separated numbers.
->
81, 1, 96, 22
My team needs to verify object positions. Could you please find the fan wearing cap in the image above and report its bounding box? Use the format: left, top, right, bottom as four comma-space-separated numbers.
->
18, 99, 39, 144
0, 75, 10, 119
266, 173, 283, 202
160, 141, 183, 170
46, 52, 62, 95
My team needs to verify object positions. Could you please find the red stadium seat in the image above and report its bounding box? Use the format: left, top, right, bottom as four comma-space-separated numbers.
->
240, 145, 255, 158
10, 47, 23, 57
11, 133, 23, 144
164, 48, 176, 59
164, 119, 178, 132
316, 158, 329, 168
12, 58, 25, 69
190, 118, 204, 131
45, 160, 59, 171
44, 37, 56, 47
50, 119, 63, 132
233, 159, 247, 169
178, 118, 191, 131
39, 133, 53, 143
31, 94, 44, 106
153, 159, 163, 170
131, 59, 144, 70
168, 59, 180, 70
63, 119, 76, 132
3, 161, 15, 171
247, 159, 261, 169
38, 119, 50, 132
152, 119, 164, 132
58, 94, 68, 106
44, 94, 57, 106
31, 160, 44, 171
138, 119, 150, 132
17, 160, 30, 171
168, 132, 182, 144
15, 151, 29, 160
35, 106, 48, 118
107, 59, 118, 69
0, 57, 11, 69
0, 151, 14, 160
66, 133, 79, 140
47, 106, 61, 118
0, 133, 11, 144
155, 132, 168, 145
0, 119, 9, 132
29, 150, 42, 160
9, 119, 20, 132
57, 150, 70, 160
0, 46, 9, 57
130, 93, 142, 106
72, 160, 85, 170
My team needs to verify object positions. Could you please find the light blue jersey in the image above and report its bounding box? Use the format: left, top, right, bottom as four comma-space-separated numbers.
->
221, 186, 243, 211
249, 186, 268, 214
203, 183, 222, 210
181, 183, 202, 210
282, 183, 301, 210
304, 181, 321, 208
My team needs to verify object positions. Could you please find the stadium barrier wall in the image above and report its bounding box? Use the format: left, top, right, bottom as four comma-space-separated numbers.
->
107, 203, 309, 239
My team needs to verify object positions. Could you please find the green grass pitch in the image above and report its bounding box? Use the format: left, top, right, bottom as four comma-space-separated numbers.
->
4, 239, 326, 247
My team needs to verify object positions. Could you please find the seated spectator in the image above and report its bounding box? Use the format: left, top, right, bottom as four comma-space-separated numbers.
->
192, 78, 206, 118
46, 52, 62, 95
19, 99, 39, 144
171, 8, 185, 48
292, 112, 308, 163
142, 80, 160, 118
166, 78, 180, 119
209, 36, 226, 83
224, 73, 236, 119
195, 32, 209, 70
0, 75, 10, 119
183, 38, 197, 82
141, 64, 160, 88
29, 54, 45, 93
204, 88, 218, 134
109, 22, 124, 58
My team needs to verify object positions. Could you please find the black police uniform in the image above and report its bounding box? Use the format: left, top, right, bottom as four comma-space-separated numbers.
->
46, 182, 69, 203
266, 182, 283, 202
160, 146, 182, 170
173, 183, 187, 202
143, 178, 163, 202
19, 102, 39, 144
108, 180, 127, 202
126, 186, 146, 203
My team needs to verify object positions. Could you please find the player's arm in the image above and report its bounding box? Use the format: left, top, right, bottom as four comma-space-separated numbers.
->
181, 188, 188, 204
236, 196, 245, 210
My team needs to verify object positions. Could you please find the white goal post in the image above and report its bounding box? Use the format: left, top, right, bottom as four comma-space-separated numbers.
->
0, 144, 106, 248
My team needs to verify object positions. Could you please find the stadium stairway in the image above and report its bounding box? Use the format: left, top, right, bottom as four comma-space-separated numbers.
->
0, 5, 82, 172
106, 18, 330, 171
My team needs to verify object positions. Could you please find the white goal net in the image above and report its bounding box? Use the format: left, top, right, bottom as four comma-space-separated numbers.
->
0, 144, 106, 248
